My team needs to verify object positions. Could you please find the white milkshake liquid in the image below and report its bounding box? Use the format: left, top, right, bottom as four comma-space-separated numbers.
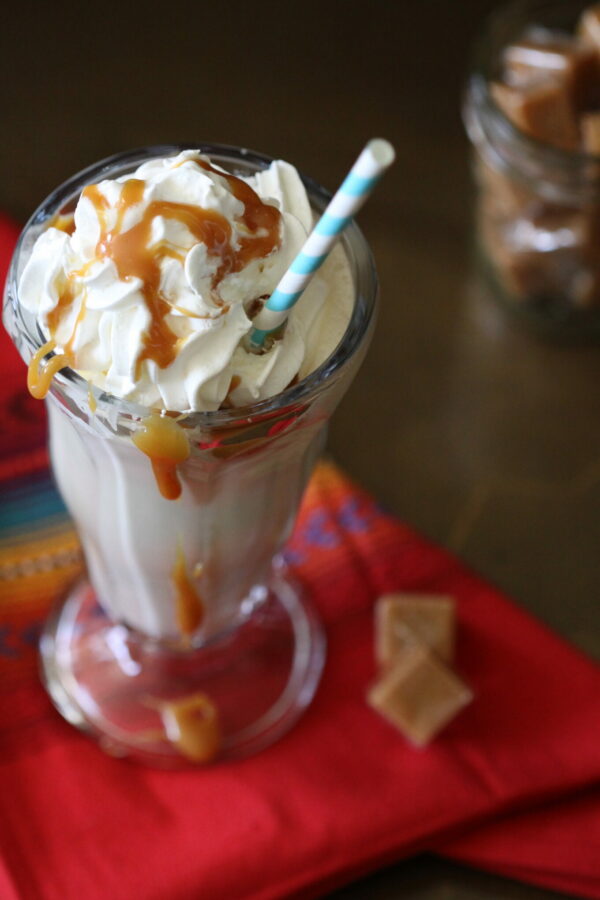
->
47, 393, 327, 639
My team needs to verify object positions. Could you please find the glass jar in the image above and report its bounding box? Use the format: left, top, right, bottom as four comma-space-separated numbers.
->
464, 0, 600, 336
3, 144, 378, 765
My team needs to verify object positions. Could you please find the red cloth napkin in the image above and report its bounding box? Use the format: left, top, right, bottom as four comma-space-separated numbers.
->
2, 459, 600, 900
1, 213, 600, 899
441, 788, 600, 899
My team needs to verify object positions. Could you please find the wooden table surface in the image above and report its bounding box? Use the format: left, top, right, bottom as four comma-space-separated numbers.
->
2, 1, 597, 897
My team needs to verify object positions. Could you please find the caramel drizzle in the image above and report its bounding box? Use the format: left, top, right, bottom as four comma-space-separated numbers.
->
194, 157, 282, 278
64, 290, 89, 357
171, 545, 205, 636
49, 213, 76, 235
33, 157, 281, 415
27, 341, 72, 400
46, 281, 75, 337
79, 162, 281, 378
131, 413, 190, 500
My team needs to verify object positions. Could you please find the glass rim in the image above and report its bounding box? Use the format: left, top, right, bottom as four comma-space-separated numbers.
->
4, 142, 379, 427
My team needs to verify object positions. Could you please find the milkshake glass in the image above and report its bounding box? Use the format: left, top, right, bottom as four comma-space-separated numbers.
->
3, 145, 378, 765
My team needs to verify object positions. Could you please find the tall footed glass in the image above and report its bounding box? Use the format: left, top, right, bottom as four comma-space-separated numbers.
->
3, 145, 377, 766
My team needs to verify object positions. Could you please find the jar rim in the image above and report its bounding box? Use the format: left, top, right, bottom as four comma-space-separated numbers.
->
3, 143, 378, 427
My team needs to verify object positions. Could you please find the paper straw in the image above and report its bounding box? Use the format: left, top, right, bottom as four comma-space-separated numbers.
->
248, 138, 395, 349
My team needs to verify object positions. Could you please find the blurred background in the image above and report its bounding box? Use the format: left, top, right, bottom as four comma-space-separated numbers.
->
2, 1, 598, 897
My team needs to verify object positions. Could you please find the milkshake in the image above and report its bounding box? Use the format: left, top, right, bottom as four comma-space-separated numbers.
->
3, 144, 378, 763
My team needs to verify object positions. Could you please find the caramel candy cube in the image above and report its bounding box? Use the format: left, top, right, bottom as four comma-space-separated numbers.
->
475, 157, 535, 219
579, 5, 600, 51
504, 35, 579, 80
480, 217, 582, 303
503, 33, 600, 111
581, 111, 600, 154
368, 644, 473, 747
571, 267, 600, 308
491, 80, 580, 150
571, 44, 600, 110
376, 593, 455, 666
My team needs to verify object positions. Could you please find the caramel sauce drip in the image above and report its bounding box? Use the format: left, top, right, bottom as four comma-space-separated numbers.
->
27, 341, 72, 400
131, 413, 190, 500
171, 545, 205, 636
46, 209, 99, 343
49, 213, 76, 235
80, 162, 281, 378
46, 281, 75, 337
246, 295, 267, 320
153, 693, 221, 764
194, 158, 281, 276
87, 385, 97, 414
83, 184, 110, 217
64, 291, 89, 357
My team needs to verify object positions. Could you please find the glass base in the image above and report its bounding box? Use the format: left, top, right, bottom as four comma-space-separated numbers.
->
40, 570, 326, 766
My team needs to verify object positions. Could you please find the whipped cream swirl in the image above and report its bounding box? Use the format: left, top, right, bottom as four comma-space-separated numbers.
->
19, 150, 352, 411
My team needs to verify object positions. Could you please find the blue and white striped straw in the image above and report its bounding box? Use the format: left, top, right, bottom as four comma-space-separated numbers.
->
249, 138, 395, 350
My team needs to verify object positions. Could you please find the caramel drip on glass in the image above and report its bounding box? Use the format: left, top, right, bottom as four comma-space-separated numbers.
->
131, 413, 190, 500
171, 545, 205, 636
27, 341, 72, 400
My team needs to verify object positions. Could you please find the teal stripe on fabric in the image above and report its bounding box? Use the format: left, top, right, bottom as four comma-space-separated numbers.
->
290, 252, 327, 276
0, 472, 59, 501
340, 171, 379, 196
0, 477, 55, 504
316, 213, 351, 237
0, 493, 66, 534
0, 479, 61, 510
0, 479, 67, 535
0, 512, 71, 545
